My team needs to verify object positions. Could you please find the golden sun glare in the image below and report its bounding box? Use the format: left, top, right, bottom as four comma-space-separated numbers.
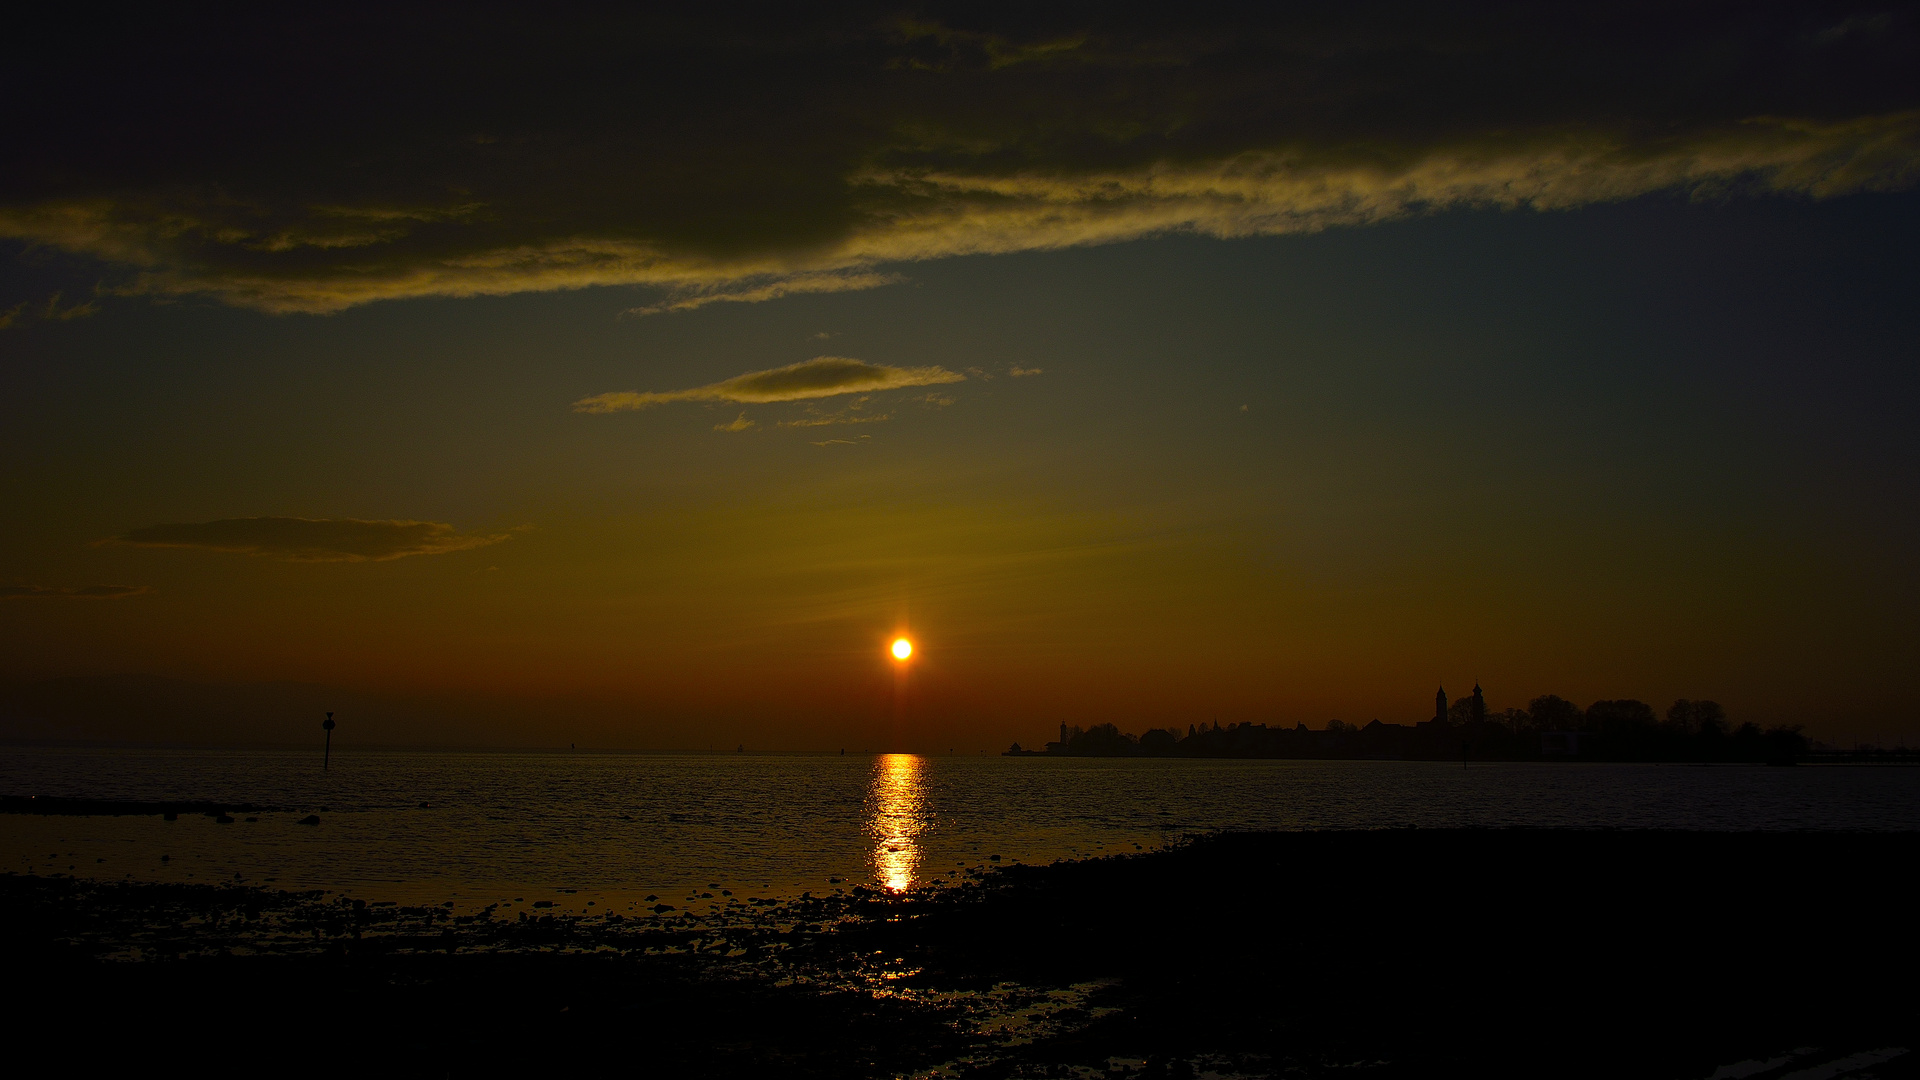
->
891, 638, 913, 660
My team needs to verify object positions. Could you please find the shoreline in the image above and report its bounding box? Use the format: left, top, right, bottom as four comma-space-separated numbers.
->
6, 829, 1915, 1078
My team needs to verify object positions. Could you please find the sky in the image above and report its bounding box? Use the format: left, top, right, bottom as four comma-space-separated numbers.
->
2, 5, 1918, 749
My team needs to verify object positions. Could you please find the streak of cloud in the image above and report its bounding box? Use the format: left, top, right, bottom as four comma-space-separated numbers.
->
109, 517, 511, 562
1, 584, 150, 599
43, 292, 97, 321
575, 357, 963, 414
624, 271, 903, 317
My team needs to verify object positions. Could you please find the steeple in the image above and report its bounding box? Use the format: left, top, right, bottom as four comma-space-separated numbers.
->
1471, 683, 1487, 724
1435, 686, 1448, 724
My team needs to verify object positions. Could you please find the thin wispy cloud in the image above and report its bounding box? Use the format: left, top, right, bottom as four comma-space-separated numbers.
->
43, 292, 97, 321
714, 413, 756, 432
623, 271, 903, 317
574, 357, 963, 414
1, 583, 150, 599
0, 294, 93, 329
108, 517, 511, 562
1008, 366, 1042, 377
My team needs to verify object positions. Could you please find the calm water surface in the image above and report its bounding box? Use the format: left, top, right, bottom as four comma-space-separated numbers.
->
3, 749, 1915, 912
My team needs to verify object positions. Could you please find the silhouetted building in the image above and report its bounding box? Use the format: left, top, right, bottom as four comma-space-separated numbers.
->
1471, 684, 1487, 725
1045, 723, 1084, 754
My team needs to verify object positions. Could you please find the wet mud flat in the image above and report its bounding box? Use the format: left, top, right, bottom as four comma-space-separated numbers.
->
0, 794, 280, 818
3, 830, 1915, 1079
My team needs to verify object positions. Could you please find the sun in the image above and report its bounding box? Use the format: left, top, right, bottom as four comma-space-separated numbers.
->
891, 637, 913, 660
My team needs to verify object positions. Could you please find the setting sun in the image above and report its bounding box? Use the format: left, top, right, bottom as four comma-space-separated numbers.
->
891, 638, 912, 660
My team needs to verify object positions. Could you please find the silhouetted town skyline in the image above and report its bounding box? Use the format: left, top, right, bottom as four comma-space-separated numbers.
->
1009, 687, 1822, 763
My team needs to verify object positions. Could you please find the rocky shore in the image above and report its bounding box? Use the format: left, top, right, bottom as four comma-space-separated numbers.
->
4, 830, 1915, 1078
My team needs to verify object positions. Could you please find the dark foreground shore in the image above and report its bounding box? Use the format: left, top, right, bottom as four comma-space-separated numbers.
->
4, 830, 1915, 1079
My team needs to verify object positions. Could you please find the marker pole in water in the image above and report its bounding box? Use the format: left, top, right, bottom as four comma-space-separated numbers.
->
323, 712, 335, 771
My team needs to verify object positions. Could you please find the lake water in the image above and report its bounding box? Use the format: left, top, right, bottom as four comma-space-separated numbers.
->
3, 748, 1915, 914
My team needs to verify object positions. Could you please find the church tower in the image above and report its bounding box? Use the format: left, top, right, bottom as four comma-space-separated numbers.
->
1471, 683, 1487, 725
1434, 686, 1448, 724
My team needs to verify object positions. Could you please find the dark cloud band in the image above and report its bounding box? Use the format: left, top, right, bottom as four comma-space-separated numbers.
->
4, 6, 1917, 314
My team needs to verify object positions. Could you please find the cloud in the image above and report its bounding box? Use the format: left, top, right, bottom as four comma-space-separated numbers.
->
3, 9, 1917, 314
0, 295, 91, 329
1008, 366, 1042, 377
575, 357, 964, 413
812, 435, 873, 446
108, 517, 510, 562
714, 413, 756, 432
1, 584, 150, 599
43, 291, 96, 321
623, 271, 903, 317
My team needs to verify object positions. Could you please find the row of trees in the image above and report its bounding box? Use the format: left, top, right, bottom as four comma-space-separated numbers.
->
1429, 694, 1807, 762
1015, 696, 1809, 763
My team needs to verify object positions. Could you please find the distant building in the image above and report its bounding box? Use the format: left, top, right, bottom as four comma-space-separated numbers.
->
1044, 723, 1085, 755
1471, 684, 1487, 725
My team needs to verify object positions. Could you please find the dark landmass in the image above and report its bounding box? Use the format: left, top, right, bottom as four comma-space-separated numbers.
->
0, 795, 280, 818
3, 830, 1914, 1078
1009, 694, 1843, 763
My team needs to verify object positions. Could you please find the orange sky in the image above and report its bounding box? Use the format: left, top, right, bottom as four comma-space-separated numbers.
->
4, 9, 1919, 749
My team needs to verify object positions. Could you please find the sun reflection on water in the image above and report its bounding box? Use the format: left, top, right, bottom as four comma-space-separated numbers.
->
866, 753, 927, 893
